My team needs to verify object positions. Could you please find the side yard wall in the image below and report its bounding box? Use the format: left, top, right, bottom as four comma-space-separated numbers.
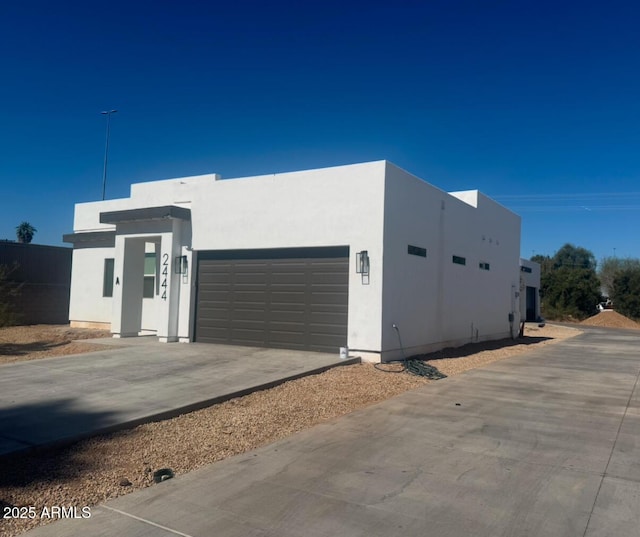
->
0, 242, 72, 324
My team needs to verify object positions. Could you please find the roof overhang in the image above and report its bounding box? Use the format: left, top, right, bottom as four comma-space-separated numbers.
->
62, 231, 116, 246
99, 205, 191, 224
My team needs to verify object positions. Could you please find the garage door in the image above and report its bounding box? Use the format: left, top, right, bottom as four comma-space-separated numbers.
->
195, 247, 349, 352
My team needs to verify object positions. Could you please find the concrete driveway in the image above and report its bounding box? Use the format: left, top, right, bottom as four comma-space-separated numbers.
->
21, 326, 640, 536
0, 338, 357, 456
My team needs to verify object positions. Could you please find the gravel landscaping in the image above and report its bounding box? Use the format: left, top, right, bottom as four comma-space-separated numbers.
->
0, 325, 111, 365
0, 323, 578, 536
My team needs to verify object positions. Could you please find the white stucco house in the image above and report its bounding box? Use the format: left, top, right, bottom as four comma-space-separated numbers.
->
64, 160, 533, 362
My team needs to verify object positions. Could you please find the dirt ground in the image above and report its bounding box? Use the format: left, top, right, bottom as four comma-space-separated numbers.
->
0, 323, 578, 536
580, 310, 640, 329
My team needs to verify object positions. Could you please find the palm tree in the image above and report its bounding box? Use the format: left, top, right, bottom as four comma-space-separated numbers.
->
16, 222, 37, 244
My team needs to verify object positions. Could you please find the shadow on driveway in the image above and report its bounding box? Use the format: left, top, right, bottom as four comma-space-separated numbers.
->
0, 398, 117, 487
0, 341, 68, 356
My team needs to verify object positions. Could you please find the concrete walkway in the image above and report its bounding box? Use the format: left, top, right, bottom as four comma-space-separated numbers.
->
20, 325, 640, 537
0, 338, 358, 456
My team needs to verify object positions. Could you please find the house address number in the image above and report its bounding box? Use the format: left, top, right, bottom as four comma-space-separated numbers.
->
161, 253, 169, 300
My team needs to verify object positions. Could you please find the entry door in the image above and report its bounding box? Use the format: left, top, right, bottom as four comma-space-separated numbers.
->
526, 286, 537, 321
195, 247, 349, 353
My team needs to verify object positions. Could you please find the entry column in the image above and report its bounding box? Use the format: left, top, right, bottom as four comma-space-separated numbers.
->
157, 220, 183, 342
111, 236, 145, 337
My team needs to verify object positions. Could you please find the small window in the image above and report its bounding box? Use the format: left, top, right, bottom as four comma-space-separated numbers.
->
103, 258, 115, 297
521, 265, 532, 273
452, 255, 466, 266
143, 253, 156, 299
408, 245, 427, 258
479, 262, 490, 271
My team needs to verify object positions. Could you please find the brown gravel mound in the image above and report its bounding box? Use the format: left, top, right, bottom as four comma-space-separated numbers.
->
0, 323, 579, 536
580, 311, 640, 330
0, 325, 111, 365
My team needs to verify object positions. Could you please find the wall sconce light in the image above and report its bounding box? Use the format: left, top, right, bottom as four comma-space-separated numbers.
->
356, 250, 369, 275
174, 255, 188, 275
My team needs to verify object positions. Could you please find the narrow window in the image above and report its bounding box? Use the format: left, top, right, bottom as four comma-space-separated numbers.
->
452, 255, 466, 266
520, 266, 532, 273
143, 253, 156, 298
408, 245, 427, 258
103, 258, 115, 297
479, 262, 490, 271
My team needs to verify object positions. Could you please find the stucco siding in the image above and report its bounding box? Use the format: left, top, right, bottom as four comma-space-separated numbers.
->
65, 160, 524, 361
381, 162, 521, 360
68, 247, 113, 324
188, 161, 387, 354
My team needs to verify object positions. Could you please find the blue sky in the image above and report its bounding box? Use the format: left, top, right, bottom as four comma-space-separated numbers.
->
2, 0, 639, 263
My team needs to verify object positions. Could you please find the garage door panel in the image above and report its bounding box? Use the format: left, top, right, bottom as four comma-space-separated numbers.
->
309, 323, 348, 335
234, 291, 268, 302
201, 262, 233, 272
270, 291, 306, 303
309, 311, 347, 324
199, 290, 233, 301
310, 292, 349, 305
233, 309, 267, 321
270, 310, 306, 322
198, 307, 231, 320
308, 284, 348, 294
233, 322, 268, 333
198, 273, 232, 284
270, 273, 306, 285
195, 327, 230, 340
196, 248, 348, 351
269, 321, 305, 332
234, 273, 269, 284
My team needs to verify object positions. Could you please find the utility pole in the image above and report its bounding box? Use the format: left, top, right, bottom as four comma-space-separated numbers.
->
101, 109, 118, 200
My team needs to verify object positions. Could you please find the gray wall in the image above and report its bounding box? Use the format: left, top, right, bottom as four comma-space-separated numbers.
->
0, 242, 72, 324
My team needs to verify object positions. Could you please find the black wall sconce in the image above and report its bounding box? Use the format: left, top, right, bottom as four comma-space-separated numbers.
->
174, 255, 188, 275
356, 250, 369, 275
356, 250, 370, 284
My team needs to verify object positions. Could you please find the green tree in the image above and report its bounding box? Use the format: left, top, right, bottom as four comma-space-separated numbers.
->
598, 257, 640, 297
531, 254, 553, 275
538, 244, 601, 320
553, 243, 596, 270
611, 267, 640, 320
15, 221, 37, 244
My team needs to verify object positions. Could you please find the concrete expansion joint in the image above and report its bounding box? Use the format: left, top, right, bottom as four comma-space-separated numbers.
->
101, 505, 195, 537
581, 363, 640, 537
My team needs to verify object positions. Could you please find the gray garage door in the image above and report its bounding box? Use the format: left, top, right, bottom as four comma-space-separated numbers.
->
195, 247, 349, 352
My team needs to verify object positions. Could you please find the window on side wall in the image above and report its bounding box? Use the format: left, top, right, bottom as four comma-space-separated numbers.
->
103, 258, 115, 297
452, 255, 466, 266
143, 253, 156, 299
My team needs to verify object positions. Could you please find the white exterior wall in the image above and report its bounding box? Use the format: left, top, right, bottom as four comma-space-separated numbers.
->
187, 162, 387, 353
68, 246, 114, 325
381, 162, 521, 361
